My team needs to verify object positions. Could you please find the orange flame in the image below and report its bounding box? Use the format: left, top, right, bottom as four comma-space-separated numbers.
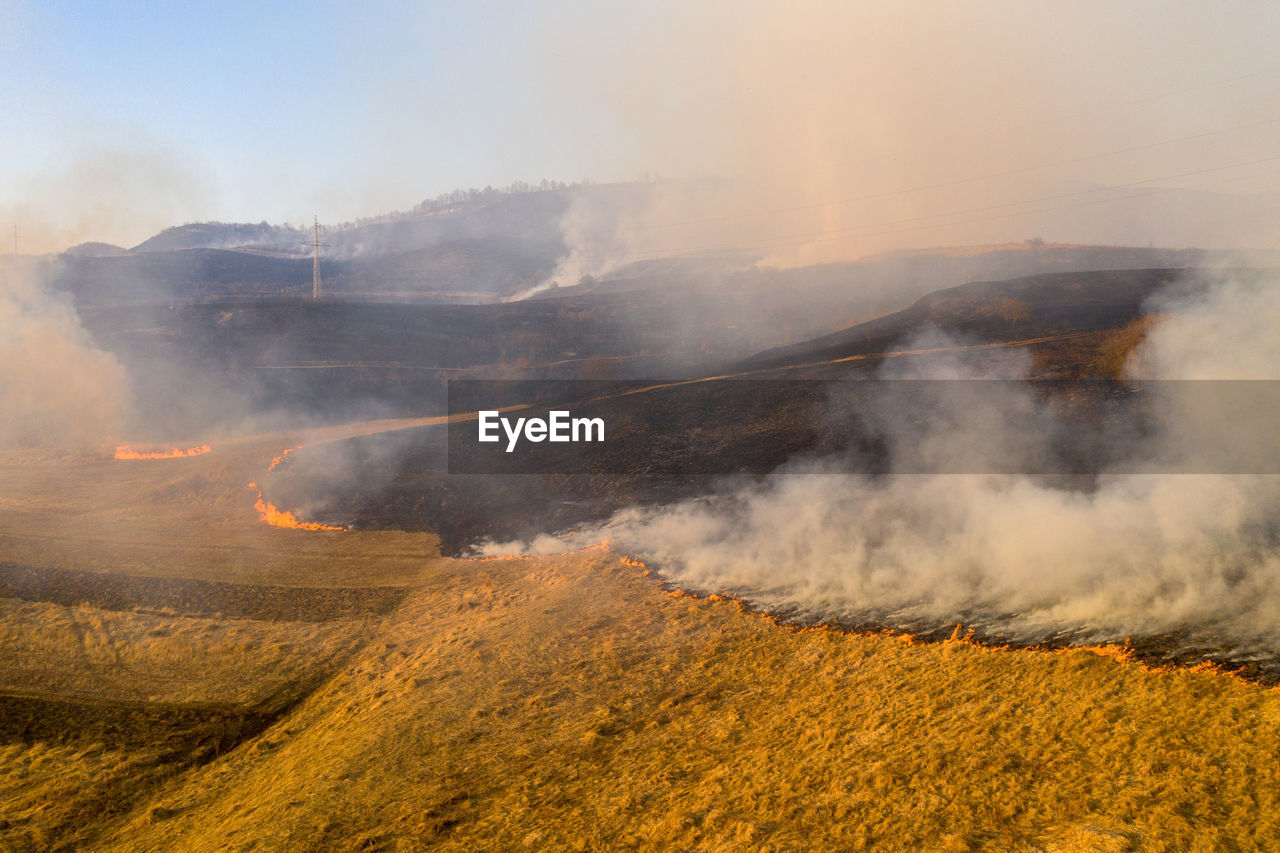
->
267, 446, 300, 472
114, 444, 211, 460
246, 482, 342, 531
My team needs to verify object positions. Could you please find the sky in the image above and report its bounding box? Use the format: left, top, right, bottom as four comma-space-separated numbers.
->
3, 0, 1280, 253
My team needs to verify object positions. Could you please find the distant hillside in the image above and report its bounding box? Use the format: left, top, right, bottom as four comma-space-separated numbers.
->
45, 186, 627, 305
325, 236, 563, 300
320, 188, 574, 258
47, 249, 318, 304
533, 245, 1240, 364
744, 267, 1188, 369
62, 241, 128, 258
576, 244, 1218, 300
125, 185, 590, 259
131, 222, 304, 253
48, 237, 567, 306
298, 267, 1229, 552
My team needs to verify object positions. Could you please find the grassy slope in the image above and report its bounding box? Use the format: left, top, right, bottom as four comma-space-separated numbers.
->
71, 549, 1280, 852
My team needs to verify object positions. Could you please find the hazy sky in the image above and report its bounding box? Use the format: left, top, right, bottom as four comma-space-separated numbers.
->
3, 0, 1280, 252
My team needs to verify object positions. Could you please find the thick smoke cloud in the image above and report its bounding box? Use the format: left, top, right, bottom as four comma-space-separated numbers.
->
482, 271, 1280, 648
1133, 269, 1280, 380
525, 1, 1280, 285
0, 268, 129, 449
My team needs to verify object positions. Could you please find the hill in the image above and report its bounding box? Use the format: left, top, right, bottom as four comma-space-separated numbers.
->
746, 267, 1181, 369
131, 222, 304, 254
61, 242, 127, 258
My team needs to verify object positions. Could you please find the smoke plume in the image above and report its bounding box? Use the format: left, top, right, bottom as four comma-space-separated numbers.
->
0, 268, 130, 449
482, 270, 1280, 648
523, 1, 1280, 287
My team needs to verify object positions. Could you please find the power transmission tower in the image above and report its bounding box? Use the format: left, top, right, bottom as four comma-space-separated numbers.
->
12, 224, 17, 255
312, 216, 322, 300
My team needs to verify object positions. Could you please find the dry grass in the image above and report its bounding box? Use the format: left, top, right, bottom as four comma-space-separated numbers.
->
1091, 315, 1162, 379
0, 434, 443, 587
0, 740, 167, 851
1026, 315, 1162, 379
0, 599, 361, 705
77, 551, 1280, 852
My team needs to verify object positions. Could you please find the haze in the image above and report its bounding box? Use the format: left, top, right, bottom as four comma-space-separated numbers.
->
3, 1, 1280, 255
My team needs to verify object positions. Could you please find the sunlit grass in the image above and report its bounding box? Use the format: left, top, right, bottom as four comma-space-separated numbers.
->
0, 599, 362, 705
80, 551, 1280, 852
4, 426, 1276, 850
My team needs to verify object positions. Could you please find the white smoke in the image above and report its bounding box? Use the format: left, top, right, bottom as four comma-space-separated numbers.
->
1131, 269, 1280, 380
0, 269, 130, 449
514, 180, 762, 300
512, 184, 657, 300
481, 270, 1280, 645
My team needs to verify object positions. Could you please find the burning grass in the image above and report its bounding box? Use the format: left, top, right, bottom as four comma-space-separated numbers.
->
247, 482, 344, 531
267, 446, 300, 472
1090, 313, 1164, 378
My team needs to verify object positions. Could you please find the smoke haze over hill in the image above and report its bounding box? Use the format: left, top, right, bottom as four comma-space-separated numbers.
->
6, 2, 1280, 260
517, 1, 1280, 282
484, 269, 1280, 652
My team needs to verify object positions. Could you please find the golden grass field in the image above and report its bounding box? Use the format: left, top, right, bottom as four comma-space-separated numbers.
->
2, 412, 1279, 851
